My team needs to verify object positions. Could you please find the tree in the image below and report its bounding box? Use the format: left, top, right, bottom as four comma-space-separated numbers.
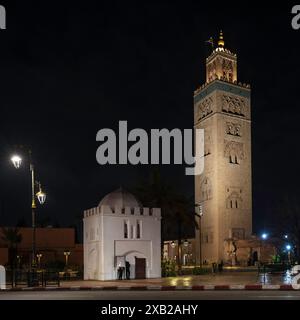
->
135, 170, 174, 244
135, 170, 198, 272
1, 227, 22, 269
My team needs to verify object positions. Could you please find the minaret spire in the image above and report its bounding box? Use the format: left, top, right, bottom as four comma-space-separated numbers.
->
217, 30, 225, 48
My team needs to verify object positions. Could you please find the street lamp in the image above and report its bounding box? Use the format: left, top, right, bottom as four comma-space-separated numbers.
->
259, 233, 268, 263
195, 203, 204, 268
36, 253, 42, 269
36, 183, 46, 205
64, 250, 71, 268
170, 241, 176, 262
11, 155, 22, 169
261, 233, 268, 240
286, 244, 292, 264
11, 150, 46, 269
183, 240, 190, 265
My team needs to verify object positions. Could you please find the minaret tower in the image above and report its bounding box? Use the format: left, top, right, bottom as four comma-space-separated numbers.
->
194, 31, 252, 264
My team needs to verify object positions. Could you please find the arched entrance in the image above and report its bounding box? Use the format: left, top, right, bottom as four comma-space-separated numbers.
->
123, 251, 147, 279
135, 257, 146, 279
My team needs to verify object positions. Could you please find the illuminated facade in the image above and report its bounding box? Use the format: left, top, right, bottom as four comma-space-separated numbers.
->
194, 32, 252, 264
83, 188, 161, 280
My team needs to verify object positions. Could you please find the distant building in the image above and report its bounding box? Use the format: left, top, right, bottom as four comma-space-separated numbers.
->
83, 187, 161, 280
164, 237, 278, 266
0, 227, 82, 268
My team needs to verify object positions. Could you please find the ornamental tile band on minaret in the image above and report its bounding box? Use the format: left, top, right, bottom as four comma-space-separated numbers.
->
194, 31, 252, 264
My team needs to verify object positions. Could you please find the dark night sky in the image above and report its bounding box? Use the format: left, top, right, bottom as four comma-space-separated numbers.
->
0, 2, 299, 239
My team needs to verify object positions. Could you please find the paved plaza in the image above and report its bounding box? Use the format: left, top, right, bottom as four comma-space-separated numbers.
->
58, 271, 293, 288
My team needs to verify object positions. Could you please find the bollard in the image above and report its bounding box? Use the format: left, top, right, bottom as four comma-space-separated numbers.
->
0, 265, 6, 289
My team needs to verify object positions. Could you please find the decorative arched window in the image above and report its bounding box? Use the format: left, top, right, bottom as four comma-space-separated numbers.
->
136, 220, 141, 239
124, 221, 128, 239
225, 139, 245, 164
130, 225, 134, 239
226, 192, 242, 209
200, 177, 212, 201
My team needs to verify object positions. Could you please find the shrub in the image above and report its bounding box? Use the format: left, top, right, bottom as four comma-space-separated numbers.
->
162, 259, 177, 277
192, 266, 211, 275
44, 260, 65, 272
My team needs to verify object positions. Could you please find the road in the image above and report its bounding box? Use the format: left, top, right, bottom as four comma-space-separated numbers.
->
1, 290, 300, 300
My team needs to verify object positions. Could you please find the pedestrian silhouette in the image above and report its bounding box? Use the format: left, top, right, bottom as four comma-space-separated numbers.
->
125, 261, 130, 280
117, 263, 124, 280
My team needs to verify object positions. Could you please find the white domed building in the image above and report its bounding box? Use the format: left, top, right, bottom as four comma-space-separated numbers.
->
83, 187, 161, 280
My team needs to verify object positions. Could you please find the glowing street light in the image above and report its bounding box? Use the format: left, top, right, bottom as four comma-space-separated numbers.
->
259, 233, 268, 263
11, 155, 22, 169
64, 250, 71, 268
36, 184, 46, 205
284, 235, 288, 239
286, 244, 292, 264
261, 233, 268, 240
183, 239, 189, 247
36, 253, 42, 268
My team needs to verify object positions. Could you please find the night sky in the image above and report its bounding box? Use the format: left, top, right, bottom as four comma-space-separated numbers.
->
0, 2, 299, 240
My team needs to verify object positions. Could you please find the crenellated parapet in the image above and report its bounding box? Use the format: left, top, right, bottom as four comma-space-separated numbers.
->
84, 205, 161, 218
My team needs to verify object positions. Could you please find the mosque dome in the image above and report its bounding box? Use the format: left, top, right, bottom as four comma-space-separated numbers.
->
98, 187, 142, 208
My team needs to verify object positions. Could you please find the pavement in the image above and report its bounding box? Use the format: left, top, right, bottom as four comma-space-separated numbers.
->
2, 290, 300, 300
59, 271, 293, 287
1, 271, 298, 291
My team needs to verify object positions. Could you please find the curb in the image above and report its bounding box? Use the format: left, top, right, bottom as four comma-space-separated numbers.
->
0, 284, 298, 291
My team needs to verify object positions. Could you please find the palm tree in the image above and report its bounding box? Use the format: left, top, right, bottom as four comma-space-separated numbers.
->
135, 170, 176, 249
1, 227, 22, 269
135, 170, 198, 272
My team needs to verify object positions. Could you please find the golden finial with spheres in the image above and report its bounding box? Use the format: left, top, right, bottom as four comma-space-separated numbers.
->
218, 30, 225, 47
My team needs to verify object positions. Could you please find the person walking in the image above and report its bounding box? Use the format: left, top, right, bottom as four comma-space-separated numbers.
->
117, 263, 123, 280
125, 261, 130, 280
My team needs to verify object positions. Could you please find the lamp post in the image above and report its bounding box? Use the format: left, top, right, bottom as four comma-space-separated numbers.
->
260, 233, 268, 263
286, 245, 291, 264
11, 150, 46, 269
195, 203, 204, 268
170, 241, 176, 261
64, 250, 71, 268
183, 239, 189, 265
36, 253, 42, 269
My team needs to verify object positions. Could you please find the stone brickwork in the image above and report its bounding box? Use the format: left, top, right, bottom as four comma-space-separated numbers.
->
194, 42, 252, 265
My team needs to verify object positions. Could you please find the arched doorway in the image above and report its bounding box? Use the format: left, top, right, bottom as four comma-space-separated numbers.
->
135, 257, 146, 279
123, 251, 147, 279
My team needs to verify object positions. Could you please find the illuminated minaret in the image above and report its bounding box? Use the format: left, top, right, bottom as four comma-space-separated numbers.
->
194, 31, 252, 264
